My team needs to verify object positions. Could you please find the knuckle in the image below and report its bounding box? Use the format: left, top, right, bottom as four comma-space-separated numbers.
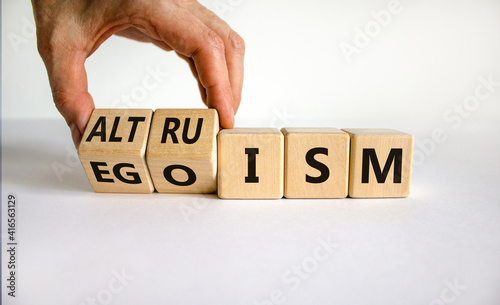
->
52, 89, 72, 111
35, 21, 85, 61
36, 31, 54, 59
228, 30, 245, 54
205, 30, 226, 55
36, 31, 64, 62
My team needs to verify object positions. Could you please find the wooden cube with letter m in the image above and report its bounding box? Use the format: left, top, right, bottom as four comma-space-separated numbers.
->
342, 129, 414, 198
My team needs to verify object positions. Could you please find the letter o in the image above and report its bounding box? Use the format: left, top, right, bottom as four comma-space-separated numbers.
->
131, 86, 147, 102
96, 289, 113, 305
302, 257, 319, 273
365, 21, 381, 37
463, 96, 479, 112
429, 299, 444, 305
163, 165, 197, 186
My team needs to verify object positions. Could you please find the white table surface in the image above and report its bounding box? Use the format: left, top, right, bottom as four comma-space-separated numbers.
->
2, 118, 500, 305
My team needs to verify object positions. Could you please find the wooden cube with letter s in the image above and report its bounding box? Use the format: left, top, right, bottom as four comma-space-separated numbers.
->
282, 128, 350, 198
78, 109, 155, 193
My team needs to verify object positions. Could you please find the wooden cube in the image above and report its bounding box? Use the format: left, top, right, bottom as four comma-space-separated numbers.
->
146, 109, 219, 193
342, 129, 414, 198
282, 128, 349, 198
217, 128, 284, 199
78, 109, 154, 193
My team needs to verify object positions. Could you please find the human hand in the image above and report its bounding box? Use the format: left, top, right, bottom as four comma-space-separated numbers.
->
31, 0, 245, 147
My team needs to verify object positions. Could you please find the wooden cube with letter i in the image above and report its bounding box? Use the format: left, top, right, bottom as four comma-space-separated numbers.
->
78, 109, 155, 193
342, 129, 414, 198
146, 109, 219, 193
217, 128, 284, 199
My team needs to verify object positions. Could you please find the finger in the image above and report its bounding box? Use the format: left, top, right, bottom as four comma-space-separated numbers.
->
41, 47, 94, 148
189, 5, 245, 114
144, 4, 234, 128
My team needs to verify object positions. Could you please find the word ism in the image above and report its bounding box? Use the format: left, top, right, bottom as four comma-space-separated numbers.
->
78, 109, 414, 199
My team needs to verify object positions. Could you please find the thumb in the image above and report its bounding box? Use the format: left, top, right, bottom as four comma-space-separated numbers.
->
42, 49, 95, 148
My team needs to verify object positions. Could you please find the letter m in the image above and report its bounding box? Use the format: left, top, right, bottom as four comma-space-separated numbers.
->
362, 148, 402, 183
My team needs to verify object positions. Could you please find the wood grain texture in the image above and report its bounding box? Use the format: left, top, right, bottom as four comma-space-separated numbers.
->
342, 129, 414, 198
217, 128, 284, 199
78, 108, 154, 193
146, 109, 219, 193
282, 128, 349, 198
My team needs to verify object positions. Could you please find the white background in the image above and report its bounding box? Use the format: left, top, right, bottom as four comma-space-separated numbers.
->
2, 0, 500, 304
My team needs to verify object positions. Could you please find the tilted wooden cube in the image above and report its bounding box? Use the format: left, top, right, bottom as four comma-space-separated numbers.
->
146, 109, 219, 193
282, 128, 350, 198
342, 129, 414, 198
217, 128, 284, 199
78, 109, 154, 193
